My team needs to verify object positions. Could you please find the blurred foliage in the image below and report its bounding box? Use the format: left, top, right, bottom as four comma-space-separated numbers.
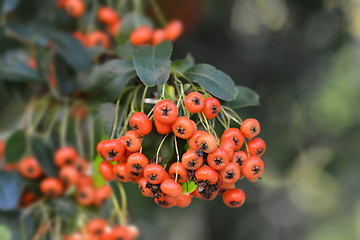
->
0, 0, 359, 239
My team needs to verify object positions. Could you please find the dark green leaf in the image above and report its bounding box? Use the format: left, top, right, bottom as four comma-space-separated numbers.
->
87, 59, 136, 101
2, 0, 20, 14
0, 53, 42, 83
185, 64, 238, 101
30, 137, 58, 177
37, 25, 91, 71
223, 85, 260, 108
116, 12, 153, 45
171, 53, 195, 74
0, 171, 25, 211
133, 41, 173, 87
54, 54, 76, 95
181, 180, 197, 194
4, 129, 26, 163
7, 22, 35, 41
141, 128, 174, 164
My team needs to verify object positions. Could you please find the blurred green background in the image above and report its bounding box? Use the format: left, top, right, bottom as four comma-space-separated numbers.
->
124, 0, 360, 239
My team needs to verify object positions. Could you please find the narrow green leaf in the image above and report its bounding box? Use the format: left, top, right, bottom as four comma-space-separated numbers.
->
30, 137, 58, 177
0, 54, 42, 83
171, 53, 195, 74
223, 85, 260, 108
37, 25, 91, 71
4, 130, 26, 163
181, 181, 197, 194
185, 64, 238, 101
0, 171, 25, 211
116, 13, 153, 45
133, 41, 173, 87
87, 59, 136, 101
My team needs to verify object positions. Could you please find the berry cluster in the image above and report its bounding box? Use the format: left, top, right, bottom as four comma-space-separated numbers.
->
130, 20, 183, 46
97, 91, 266, 208
63, 218, 139, 240
57, 0, 182, 49
18, 146, 111, 207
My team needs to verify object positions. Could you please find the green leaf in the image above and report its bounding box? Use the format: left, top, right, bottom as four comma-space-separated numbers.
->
185, 64, 238, 101
4, 129, 26, 163
0, 225, 11, 240
141, 128, 174, 164
133, 41, 173, 87
0, 171, 25, 211
37, 25, 91, 71
116, 12, 153, 45
223, 85, 260, 108
0, 54, 42, 83
181, 180, 197, 194
30, 137, 58, 177
87, 59, 136, 101
171, 53, 195, 74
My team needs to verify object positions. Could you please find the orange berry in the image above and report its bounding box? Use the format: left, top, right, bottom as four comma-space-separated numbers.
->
175, 193, 192, 207
130, 26, 152, 46
124, 130, 142, 152
87, 31, 110, 48
219, 162, 241, 184
65, 0, 84, 18
181, 149, 203, 170
77, 185, 95, 206
55, 146, 78, 167
222, 188, 245, 208
240, 118, 260, 139
126, 153, 149, 173
40, 178, 64, 198
154, 194, 176, 208
138, 177, 153, 197
195, 166, 218, 184
99, 161, 115, 181
207, 148, 230, 171
232, 151, 248, 168
59, 166, 80, 186
246, 137, 266, 157
93, 185, 112, 206
168, 162, 189, 184
151, 29, 166, 45
129, 112, 152, 135
172, 116, 195, 139
153, 100, 178, 124
196, 133, 218, 153
242, 156, 264, 181
86, 218, 107, 237
202, 97, 220, 119
98, 7, 119, 25
184, 92, 205, 113
19, 157, 43, 179
97, 139, 125, 161
165, 20, 183, 41
113, 163, 131, 182
160, 178, 183, 199
221, 128, 245, 150
154, 118, 172, 135
143, 163, 166, 184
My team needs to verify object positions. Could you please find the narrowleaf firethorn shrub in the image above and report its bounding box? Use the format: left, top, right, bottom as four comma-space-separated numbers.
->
0, 0, 263, 238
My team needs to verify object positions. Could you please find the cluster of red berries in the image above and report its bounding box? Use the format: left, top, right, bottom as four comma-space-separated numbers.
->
130, 20, 183, 46
97, 92, 266, 208
63, 218, 139, 240
18, 146, 111, 207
